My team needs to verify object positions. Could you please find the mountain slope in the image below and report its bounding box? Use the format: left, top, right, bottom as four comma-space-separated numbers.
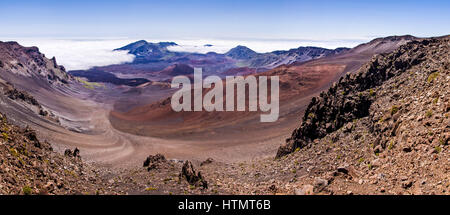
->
0, 111, 123, 194
225, 45, 258, 60
277, 36, 448, 157
115, 40, 178, 55
246, 46, 349, 68
0, 41, 71, 84
159, 63, 194, 76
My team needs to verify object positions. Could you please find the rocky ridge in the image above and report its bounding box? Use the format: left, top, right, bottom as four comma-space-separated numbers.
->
0, 112, 124, 195
277, 37, 449, 157
0, 81, 59, 121
0, 41, 71, 84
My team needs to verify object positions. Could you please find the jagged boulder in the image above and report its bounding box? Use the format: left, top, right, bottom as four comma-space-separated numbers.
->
143, 153, 166, 171
5, 87, 40, 106
64, 148, 81, 158
0, 112, 105, 195
179, 161, 208, 189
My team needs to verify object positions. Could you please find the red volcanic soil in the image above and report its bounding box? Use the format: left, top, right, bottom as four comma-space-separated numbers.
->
223, 67, 258, 76
159, 63, 194, 76
109, 62, 347, 143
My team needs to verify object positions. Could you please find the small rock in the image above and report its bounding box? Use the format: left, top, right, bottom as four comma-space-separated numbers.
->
73, 148, 80, 158
200, 158, 214, 166
64, 149, 72, 157
445, 102, 450, 112
358, 179, 364, 185
313, 177, 328, 192
344, 123, 353, 133
179, 160, 208, 189
374, 145, 383, 154
402, 180, 413, 189
268, 184, 277, 193
337, 165, 349, 174
402, 146, 412, 153
371, 159, 382, 168
325, 171, 338, 182
64, 148, 81, 158
294, 185, 314, 195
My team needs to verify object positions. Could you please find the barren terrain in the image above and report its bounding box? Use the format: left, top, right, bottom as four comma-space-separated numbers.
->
0, 36, 447, 195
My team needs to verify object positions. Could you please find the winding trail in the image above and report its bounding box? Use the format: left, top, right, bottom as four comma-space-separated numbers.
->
27, 95, 288, 168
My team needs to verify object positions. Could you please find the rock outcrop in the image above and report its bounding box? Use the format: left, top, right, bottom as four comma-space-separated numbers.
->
0, 81, 58, 120
277, 37, 447, 158
0, 41, 72, 84
143, 153, 167, 171
0, 112, 116, 194
64, 148, 81, 158
179, 161, 208, 189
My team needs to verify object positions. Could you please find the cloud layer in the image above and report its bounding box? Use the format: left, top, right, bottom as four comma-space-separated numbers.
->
1, 38, 136, 71
1, 37, 368, 71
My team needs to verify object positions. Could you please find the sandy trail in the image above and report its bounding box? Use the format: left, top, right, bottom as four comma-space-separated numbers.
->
0, 76, 291, 168
32, 96, 289, 168
0, 59, 345, 169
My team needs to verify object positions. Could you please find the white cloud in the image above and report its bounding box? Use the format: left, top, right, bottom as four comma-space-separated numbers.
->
0, 38, 136, 71
0, 37, 368, 70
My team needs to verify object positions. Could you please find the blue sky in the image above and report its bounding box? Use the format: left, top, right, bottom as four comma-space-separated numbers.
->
1, 0, 449, 40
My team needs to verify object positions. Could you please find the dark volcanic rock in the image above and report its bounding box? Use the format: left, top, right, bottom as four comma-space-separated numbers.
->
69, 69, 150, 87
200, 158, 214, 166
143, 153, 167, 171
4, 83, 40, 106
64, 148, 81, 158
0, 112, 111, 195
179, 161, 208, 189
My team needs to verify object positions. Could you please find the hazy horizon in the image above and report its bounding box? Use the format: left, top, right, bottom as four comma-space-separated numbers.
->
0, 36, 372, 70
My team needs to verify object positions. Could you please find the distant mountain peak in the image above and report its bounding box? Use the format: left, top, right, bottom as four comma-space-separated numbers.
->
372, 35, 416, 42
158, 41, 178, 46
233, 45, 254, 51
115, 40, 148, 52
115, 40, 178, 53
225, 45, 257, 60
